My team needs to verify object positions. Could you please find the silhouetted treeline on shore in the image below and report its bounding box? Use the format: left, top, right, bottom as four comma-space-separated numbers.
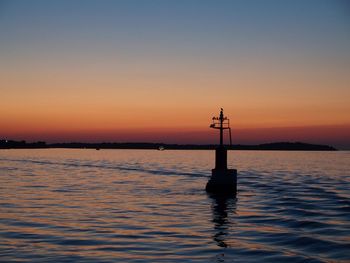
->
0, 140, 47, 149
0, 140, 337, 151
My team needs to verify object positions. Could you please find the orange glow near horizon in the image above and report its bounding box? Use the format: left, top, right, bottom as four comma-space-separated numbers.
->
1, 65, 350, 148
2, 59, 350, 148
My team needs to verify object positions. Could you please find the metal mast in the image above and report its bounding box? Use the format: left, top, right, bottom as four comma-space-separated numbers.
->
210, 108, 232, 146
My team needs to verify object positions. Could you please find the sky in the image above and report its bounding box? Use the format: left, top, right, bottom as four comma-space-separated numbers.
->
1, 0, 349, 148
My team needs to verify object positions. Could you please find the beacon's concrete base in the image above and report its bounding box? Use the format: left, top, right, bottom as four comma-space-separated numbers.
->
206, 169, 237, 193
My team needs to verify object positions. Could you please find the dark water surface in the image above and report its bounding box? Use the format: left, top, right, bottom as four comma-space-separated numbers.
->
0, 149, 349, 262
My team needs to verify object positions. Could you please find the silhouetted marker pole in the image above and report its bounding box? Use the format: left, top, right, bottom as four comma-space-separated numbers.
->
219, 109, 224, 146
206, 108, 237, 194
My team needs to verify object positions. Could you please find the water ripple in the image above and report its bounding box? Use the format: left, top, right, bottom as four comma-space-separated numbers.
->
0, 149, 349, 262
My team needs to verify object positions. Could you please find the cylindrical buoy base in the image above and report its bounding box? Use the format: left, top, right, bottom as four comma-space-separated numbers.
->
206, 169, 237, 194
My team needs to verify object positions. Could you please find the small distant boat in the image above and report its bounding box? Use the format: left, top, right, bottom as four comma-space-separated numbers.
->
158, 146, 165, 151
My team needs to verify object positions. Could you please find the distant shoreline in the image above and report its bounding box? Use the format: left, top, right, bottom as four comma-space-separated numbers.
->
0, 140, 337, 151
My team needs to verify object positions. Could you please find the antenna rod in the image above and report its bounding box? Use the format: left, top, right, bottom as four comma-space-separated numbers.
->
219, 108, 224, 146
229, 127, 232, 146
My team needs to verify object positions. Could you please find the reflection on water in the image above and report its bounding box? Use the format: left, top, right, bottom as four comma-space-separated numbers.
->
0, 149, 350, 262
210, 193, 237, 248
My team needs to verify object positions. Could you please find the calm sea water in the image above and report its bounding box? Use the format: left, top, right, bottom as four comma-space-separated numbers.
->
0, 149, 349, 262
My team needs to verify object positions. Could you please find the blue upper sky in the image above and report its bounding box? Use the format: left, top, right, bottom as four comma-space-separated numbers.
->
1, 0, 349, 63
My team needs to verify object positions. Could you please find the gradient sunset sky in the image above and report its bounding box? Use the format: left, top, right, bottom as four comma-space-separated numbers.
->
1, 0, 349, 148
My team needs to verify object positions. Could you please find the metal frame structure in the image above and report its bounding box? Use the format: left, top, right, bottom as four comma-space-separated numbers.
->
209, 108, 232, 146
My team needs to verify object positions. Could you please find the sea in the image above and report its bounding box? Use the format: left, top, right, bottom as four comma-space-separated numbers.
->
0, 149, 349, 262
